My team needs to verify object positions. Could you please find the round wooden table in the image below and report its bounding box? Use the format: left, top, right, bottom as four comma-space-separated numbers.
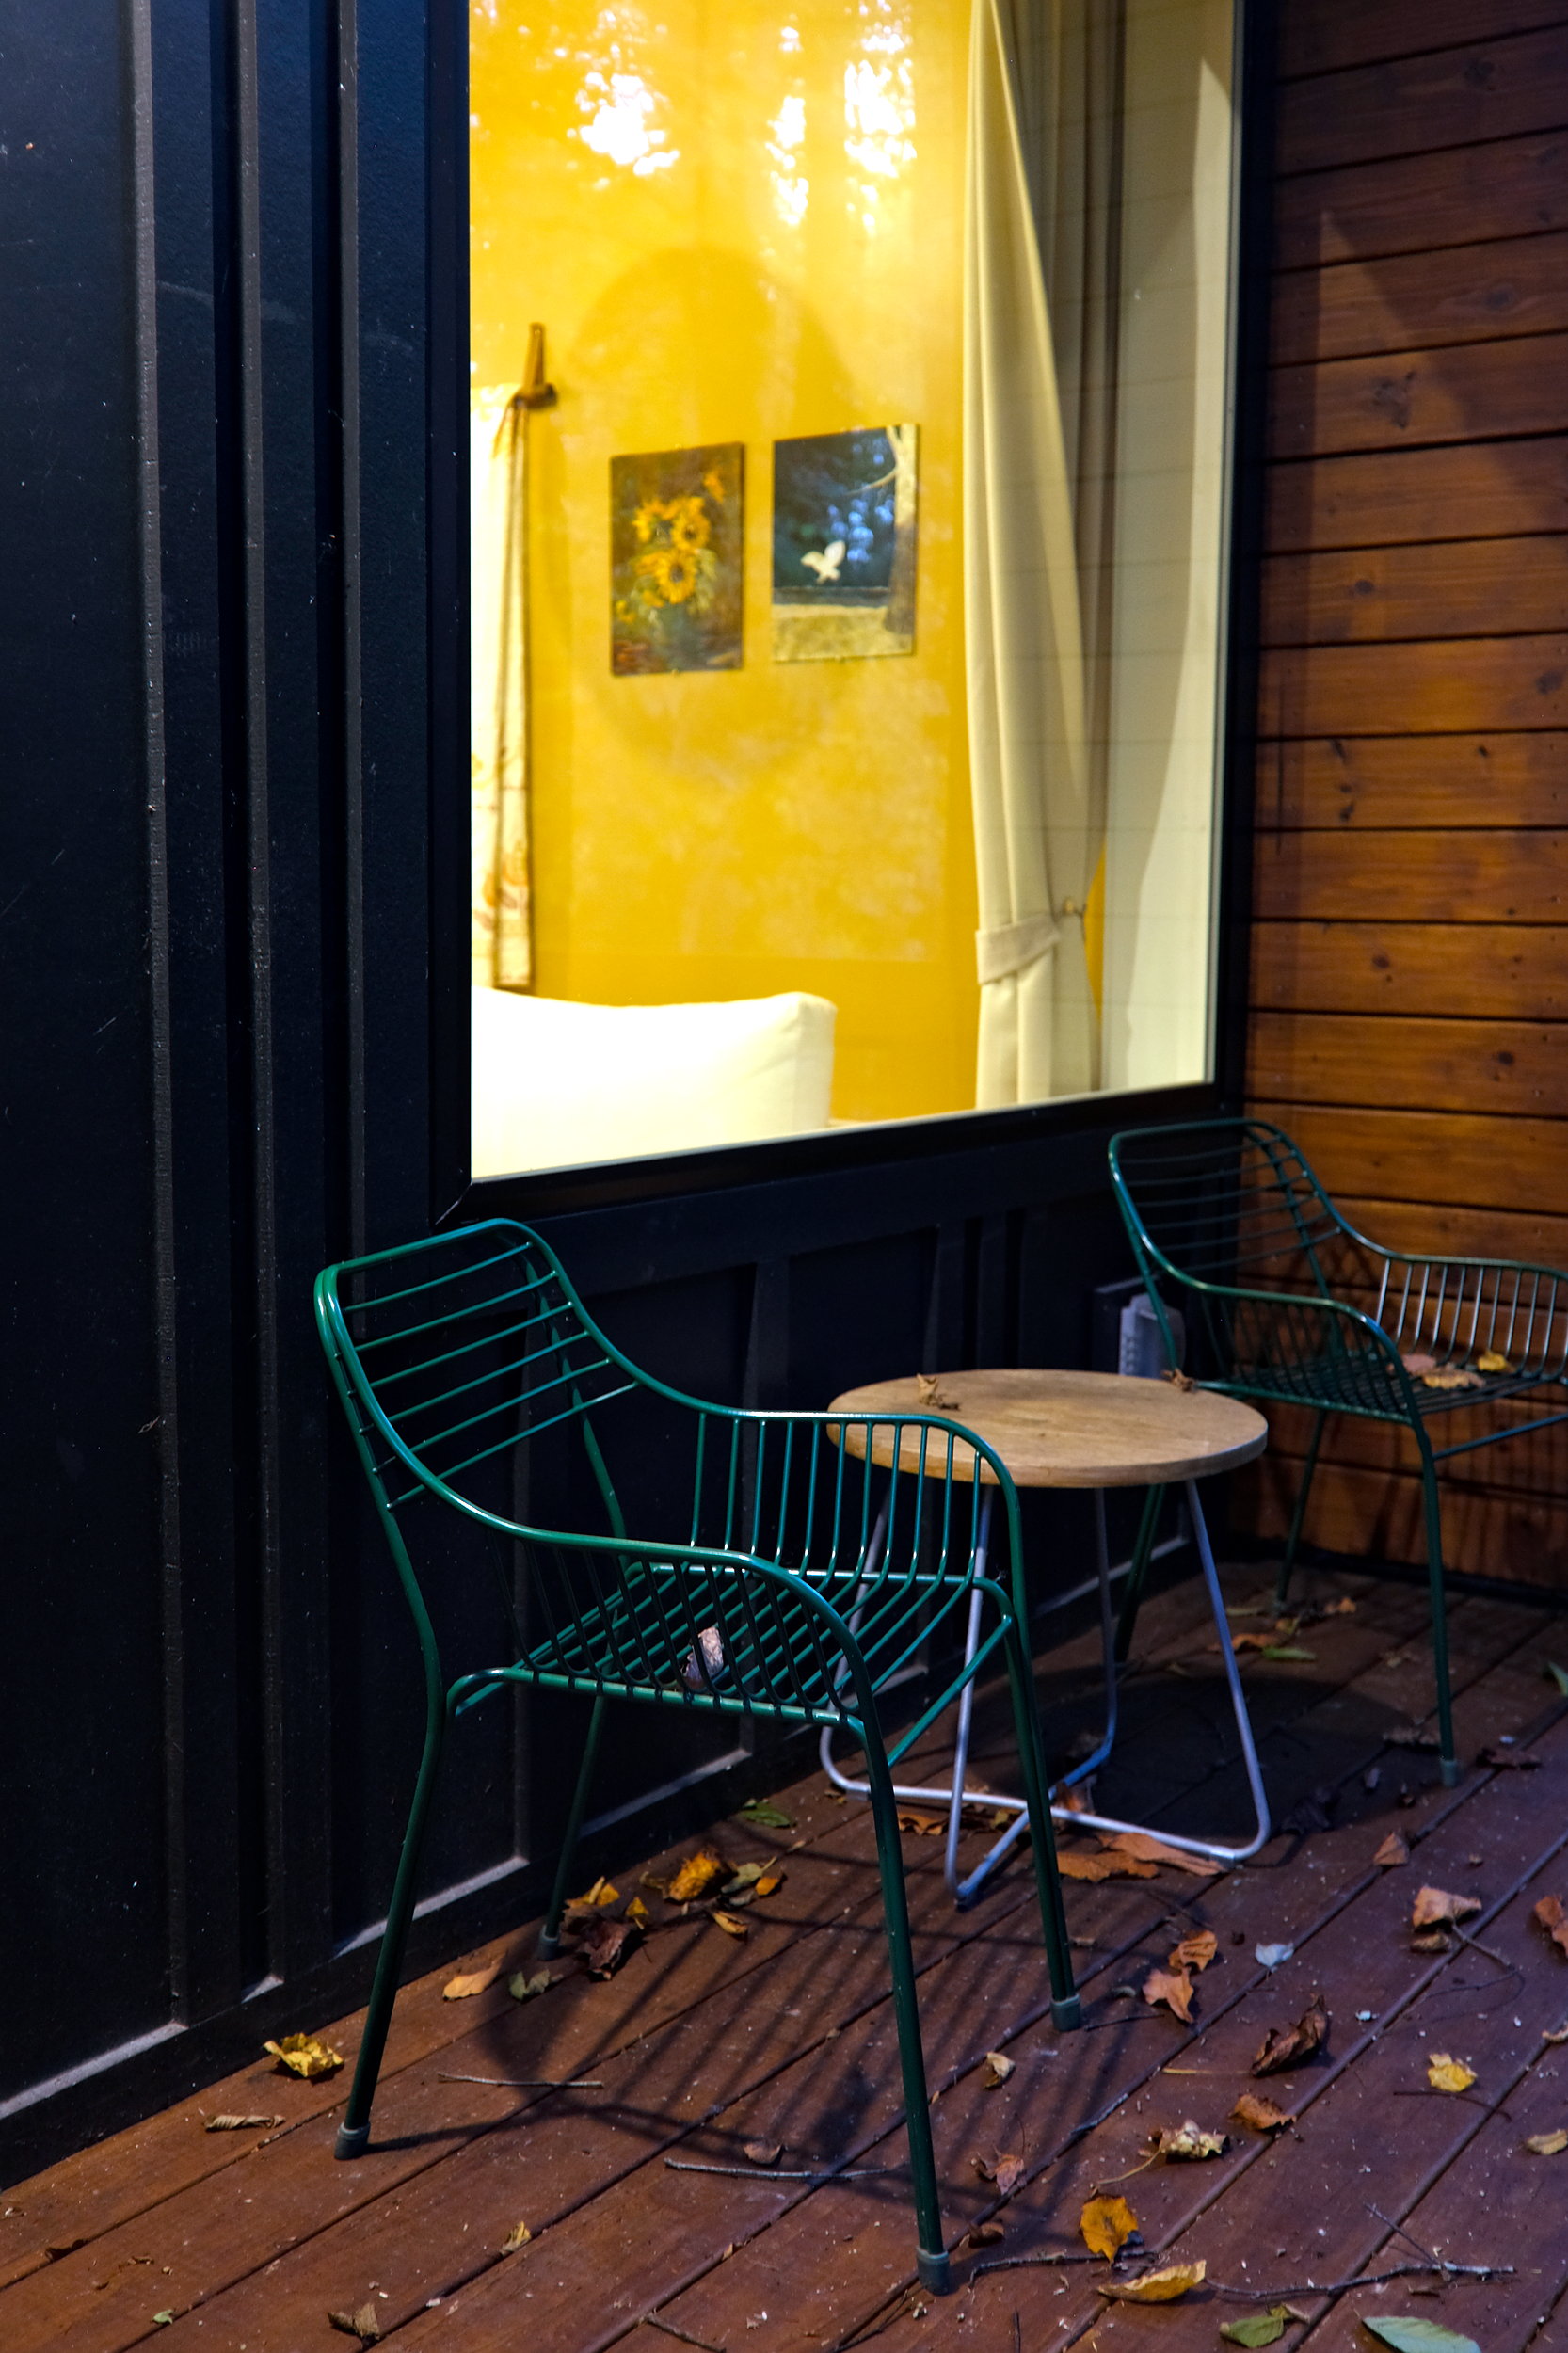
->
822, 1368, 1272, 1891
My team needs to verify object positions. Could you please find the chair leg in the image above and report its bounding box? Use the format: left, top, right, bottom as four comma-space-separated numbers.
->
538, 1691, 608, 1958
860, 1733, 952, 2296
1276, 1412, 1325, 1607
1112, 1484, 1164, 1665
1420, 1457, 1460, 1787
1001, 1613, 1081, 2030
335, 1697, 447, 2161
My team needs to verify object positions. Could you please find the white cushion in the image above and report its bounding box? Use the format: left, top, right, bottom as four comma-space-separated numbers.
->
472, 986, 837, 1176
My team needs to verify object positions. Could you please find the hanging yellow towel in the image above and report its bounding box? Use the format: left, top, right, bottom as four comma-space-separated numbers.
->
471, 387, 533, 991
964, 0, 1095, 1106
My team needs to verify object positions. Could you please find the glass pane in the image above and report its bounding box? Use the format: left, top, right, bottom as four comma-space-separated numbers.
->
470, 0, 1238, 1176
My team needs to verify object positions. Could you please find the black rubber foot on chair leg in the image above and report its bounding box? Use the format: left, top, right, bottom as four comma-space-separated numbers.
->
917, 2249, 953, 2296
1440, 1757, 1462, 1789
1051, 1993, 1083, 2031
536, 1929, 562, 1960
334, 2123, 371, 2162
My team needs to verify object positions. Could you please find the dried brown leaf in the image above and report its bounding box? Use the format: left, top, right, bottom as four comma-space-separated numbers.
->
500, 2220, 532, 2253
1230, 2090, 1291, 2133
1480, 1745, 1542, 1770
1147, 2120, 1226, 2160
264, 2034, 344, 2081
1252, 1996, 1329, 2076
327, 2303, 382, 2345
1412, 1885, 1482, 1929
1400, 1352, 1436, 1375
1143, 1965, 1195, 2024
1535, 1896, 1568, 1957
1373, 1832, 1410, 1869
1098, 2260, 1206, 2303
956, 2220, 1006, 2253
580, 1915, 642, 1978
1167, 1929, 1218, 1973
971, 2150, 1026, 2198
203, 2114, 281, 2133
1427, 2053, 1476, 2093
711, 1909, 750, 1940
1079, 2194, 1138, 2258
1057, 1849, 1158, 1881
667, 1849, 728, 1903
1099, 1831, 1219, 1878
897, 1808, 946, 1836
1527, 2129, 1568, 2155
1386, 1726, 1442, 1753
743, 2140, 782, 2166
982, 2050, 1016, 2088
442, 1962, 503, 2001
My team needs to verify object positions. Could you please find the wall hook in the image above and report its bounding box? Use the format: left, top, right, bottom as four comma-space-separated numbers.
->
519, 321, 557, 409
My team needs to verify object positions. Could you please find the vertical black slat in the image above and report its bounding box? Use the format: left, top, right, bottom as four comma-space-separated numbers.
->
135, 0, 251, 2025
924, 1221, 967, 1371
337, 0, 367, 1263
1213, 0, 1277, 1111
973, 1210, 1016, 1366
743, 1258, 792, 1411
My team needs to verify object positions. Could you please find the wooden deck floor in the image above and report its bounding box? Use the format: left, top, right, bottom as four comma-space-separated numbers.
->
8, 1562, 1568, 2353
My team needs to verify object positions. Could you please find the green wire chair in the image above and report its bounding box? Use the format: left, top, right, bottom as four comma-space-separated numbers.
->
1109, 1117, 1568, 1786
314, 1217, 1080, 2292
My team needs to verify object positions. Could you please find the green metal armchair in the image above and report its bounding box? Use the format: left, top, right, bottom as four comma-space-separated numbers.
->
1109, 1117, 1568, 1786
314, 1217, 1080, 2293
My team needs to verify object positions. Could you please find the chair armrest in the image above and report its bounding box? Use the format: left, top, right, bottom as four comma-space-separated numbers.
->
1361, 1251, 1568, 1376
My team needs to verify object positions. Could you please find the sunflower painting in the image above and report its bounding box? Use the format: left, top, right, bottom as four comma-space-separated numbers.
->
610, 442, 744, 674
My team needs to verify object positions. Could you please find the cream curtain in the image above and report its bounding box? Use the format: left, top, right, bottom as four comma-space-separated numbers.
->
965, 0, 1123, 1104
471, 387, 533, 990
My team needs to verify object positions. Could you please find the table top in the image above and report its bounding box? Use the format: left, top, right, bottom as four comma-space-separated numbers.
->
826, 1368, 1269, 1490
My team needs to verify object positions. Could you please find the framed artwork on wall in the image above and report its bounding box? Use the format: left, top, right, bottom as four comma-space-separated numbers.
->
610, 441, 744, 674
771, 424, 918, 663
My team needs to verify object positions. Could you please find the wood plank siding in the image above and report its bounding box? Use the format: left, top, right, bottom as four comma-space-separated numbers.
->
1241, 4, 1568, 1584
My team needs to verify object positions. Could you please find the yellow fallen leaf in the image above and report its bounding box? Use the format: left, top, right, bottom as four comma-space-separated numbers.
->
755, 1873, 785, 1897
264, 2034, 344, 2080
711, 1908, 750, 1939
1477, 1352, 1512, 1374
1526, 2129, 1568, 2155
569, 1876, 618, 1911
1427, 2053, 1476, 2092
624, 1897, 649, 1925
667, 1849, 728, 1903
1080, 2194, 1137, 2259
1098, 2260, 1206, 2303
500, 2220, 532, 2252
1422, 1369, 1483, 1391
442, 1962, 503, 2000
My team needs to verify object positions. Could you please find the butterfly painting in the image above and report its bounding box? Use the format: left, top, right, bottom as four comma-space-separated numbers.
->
771, 426, 918, 663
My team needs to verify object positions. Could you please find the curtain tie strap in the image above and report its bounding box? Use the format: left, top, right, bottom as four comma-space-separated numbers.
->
975, 911, 1060, 985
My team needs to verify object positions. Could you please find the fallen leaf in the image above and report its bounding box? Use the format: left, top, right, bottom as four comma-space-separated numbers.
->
754, 1873, 785, 1897
898, 1808, 946, 1836
1412, 1885, 1482, 1929
983, 2050, 1016, 2088
1057, 1849, 1158, 1881
1222, 2308, 1292, 2345
1324, 1596, 1357, 1615
956, 2220, 1006, 2253
500, 2220, 532, 2253
1400, 1353, 1436, 1374
972, 2150, 1027, 2198
1386, 1726, 1441, 1753
1231, 1631, 1273, 1653
1147, 2120, 1226, 2160
1262, 1645, 1317, 1662
328, 2304, 382, 2345
667, 1849, 728, 1903
915, 1372, 956, 1408
743, 2139, 782, 2166
722, 1861, 766, 1895
624, 1896, 650, 1925
1526, 2129, 1568, 2154
264, 2034, 344, 2081
1168, 1929, 1218, 1973
738, 1799, 794, 1829
1231, 2090, 1291, 2133
442, 1962, 503, 2000
1476, 1352, 1512, 1374
1421, 1369, 1483, 1391
152, 2315, 175, 2329
1411, 1930, 1454, 1954
711, 1909, 751, 1939
580, 1916, 642, 1977
1361, 2318, 1480, 2353
1480, 1744, 1541, 1769
1535, 1896, 1568, 1957
1099, 1831, 1219, 1878
1144, 1965, 1195, 2024
576, 1875, 619, 1909
1079, 2194, 1138, 2259
203, 2114, 281, 2132
507, 1967, 554, 2002
1098, 2261, 1206, 2303
1426, 2053, 1476, 2092
1374, 1833, 1410, 1868
1252, 1996, 1329, 2076
1255, 1943, 1294, 1970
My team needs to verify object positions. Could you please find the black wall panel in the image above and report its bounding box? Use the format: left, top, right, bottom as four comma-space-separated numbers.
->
0, 0, 1264, 2184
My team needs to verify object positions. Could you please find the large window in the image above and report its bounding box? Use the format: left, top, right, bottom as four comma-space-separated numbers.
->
470, 0, 1239, 1176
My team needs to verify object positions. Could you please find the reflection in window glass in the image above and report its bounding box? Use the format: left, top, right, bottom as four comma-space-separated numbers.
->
470, 0, 1238, 1176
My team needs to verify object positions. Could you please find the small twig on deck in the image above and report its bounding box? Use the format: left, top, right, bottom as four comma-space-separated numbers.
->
436, 2072, 603, 2089
641, 2316, 727, 2353
664, 2159, 899, 2181
971, 2253, 1100, 2280
1209, 2259, 1513, 2301
1451, 1922, 1523, 1980
1369, 2202, 1440, 2269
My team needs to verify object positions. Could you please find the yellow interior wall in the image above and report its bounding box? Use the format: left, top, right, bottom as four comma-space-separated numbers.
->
470, 0, 978, 1124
